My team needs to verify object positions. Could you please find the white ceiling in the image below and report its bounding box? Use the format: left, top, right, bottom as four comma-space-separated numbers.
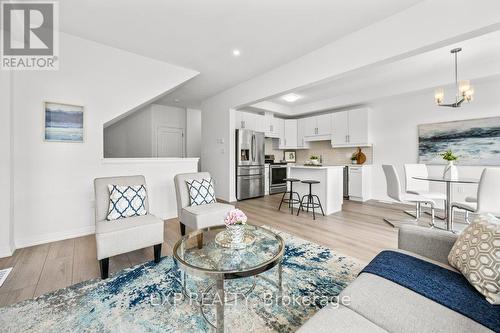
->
259, 30, 500, 114
59, 0, 423, 108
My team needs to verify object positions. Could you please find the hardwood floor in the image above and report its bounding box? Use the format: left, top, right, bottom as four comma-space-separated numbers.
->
0, 195, 436, 308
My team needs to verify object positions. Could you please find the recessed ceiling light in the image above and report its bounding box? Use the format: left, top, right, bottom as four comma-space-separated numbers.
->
281, 93, 302, 103
232, 49, 241, 57
173, 98, 180, 103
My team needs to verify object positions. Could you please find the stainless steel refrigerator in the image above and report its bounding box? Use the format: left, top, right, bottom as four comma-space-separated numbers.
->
236, 129, 265, 200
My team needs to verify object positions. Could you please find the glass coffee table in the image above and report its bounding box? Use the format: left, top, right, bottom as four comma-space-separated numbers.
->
173, 224, 285, 333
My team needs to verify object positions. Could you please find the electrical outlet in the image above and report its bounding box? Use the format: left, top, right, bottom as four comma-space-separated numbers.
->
457, 186, 464, 193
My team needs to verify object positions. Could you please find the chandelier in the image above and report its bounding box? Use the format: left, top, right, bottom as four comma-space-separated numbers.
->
434, 48, 474, 108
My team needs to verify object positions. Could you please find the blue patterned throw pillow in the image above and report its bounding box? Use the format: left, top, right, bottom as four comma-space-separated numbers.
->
106, 184, 147, 221
186, 178, 216, 206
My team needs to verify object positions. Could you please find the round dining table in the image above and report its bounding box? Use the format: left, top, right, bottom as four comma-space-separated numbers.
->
413, 176, 479, 231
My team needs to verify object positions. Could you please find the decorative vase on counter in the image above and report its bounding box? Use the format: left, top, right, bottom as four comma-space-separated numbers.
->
443, 161, 458, 180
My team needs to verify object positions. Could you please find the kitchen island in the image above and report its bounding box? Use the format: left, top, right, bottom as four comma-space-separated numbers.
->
287, 165, 344, 215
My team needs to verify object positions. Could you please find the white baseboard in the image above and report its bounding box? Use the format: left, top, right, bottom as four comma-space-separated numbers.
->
0, 245, 14, 259
13, 213, 177, 250
15, 225, 96, 249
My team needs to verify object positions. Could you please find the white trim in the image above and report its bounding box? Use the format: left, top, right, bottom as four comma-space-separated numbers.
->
15, 225, 96, 249
101, 157, 199, 164
0, 246, 14, 259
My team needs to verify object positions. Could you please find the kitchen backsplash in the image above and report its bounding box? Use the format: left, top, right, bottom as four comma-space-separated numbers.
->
296, 141, 373, 165
264, 138, 373, 165
264, 138, 285, 160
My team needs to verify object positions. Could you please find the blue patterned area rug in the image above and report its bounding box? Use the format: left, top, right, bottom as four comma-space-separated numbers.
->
0, 229, 361, 332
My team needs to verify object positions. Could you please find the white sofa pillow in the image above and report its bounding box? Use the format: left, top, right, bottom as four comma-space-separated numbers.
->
185, 178, 216, 206
448, 214, 500, 304
106, 184, 147, 221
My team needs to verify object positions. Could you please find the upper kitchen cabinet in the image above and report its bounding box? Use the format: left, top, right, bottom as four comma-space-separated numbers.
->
281, 119, 298, 148
316, 113, 332, 136
263, 112, 284, 138
296, 118, 311, 149
331, 108, 371, 147
234, 111, 265, 133
302, 113, 332, 141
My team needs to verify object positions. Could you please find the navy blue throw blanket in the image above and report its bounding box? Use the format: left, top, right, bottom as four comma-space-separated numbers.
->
361, 250, 500, 332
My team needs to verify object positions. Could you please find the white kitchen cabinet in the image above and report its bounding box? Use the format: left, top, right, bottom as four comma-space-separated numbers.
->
282, 119, 298, 148
331, 108, 370, 147
301, 116, 316, 137
348, 165, 371, 202
263, 112, 284, 138
234, 111, 266, 133
273, 117, 284, 141
301, 114, 332, 141
331, 111, 349, 144
346, 109, 369, 145
316, 113, 332, 136
296, 118, 311, 148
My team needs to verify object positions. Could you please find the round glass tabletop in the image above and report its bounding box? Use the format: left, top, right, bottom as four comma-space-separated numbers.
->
173, 224, 284, 279
413, 176, 479, 184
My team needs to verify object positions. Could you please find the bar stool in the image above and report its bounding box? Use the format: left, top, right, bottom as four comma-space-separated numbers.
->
278, 178, 301, 214
297, 180, 325, 220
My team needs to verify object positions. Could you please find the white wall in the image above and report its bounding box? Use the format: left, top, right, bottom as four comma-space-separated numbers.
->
370, 78, 500, 206
201, 0, 500, 202
9, 33, 198, 249
186, 108, 202, 159
104, 105, 153, 158
0, 72, 15, 257
104, 104, 200, 158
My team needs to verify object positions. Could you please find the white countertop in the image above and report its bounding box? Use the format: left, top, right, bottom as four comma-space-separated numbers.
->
288, 165, 345, 169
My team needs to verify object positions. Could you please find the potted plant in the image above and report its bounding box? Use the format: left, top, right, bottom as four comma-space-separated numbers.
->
441, 149, 459, 179
350, 153, 358, 165
224, 209, 247, 244
309, 155, 320, 165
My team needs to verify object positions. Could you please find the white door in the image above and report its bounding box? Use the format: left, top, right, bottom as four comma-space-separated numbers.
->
348, 109, 369, 145
156, 126, 184, 157
332, 111, 349, 145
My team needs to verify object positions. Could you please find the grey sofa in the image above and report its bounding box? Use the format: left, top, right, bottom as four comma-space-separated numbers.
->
298, 225, 492, 333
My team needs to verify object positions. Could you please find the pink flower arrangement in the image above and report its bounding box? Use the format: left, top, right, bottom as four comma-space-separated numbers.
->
224, 209, 247, 226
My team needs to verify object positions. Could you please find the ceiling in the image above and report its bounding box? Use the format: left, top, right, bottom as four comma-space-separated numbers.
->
257, 30, 500, 115
59, 0, 423, 108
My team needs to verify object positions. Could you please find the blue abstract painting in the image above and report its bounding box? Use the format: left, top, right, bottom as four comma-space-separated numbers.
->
45, 102, 84, 142
418, 117, 500, 166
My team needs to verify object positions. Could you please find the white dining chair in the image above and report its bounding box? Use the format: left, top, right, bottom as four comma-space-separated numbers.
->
404, 164, 446, 219
451, 168, 500, 229
382, 165, 436, 227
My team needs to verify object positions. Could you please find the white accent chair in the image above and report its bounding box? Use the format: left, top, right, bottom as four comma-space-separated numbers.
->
94, 175, 164, 279
404, 164, 446, 219
382, 165, 436, 227
174, 172, 234, 236
451, 168, 500, 229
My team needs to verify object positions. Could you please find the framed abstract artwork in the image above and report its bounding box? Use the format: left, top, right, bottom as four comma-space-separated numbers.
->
418, 116, 500, 165
44, 102, 84, 142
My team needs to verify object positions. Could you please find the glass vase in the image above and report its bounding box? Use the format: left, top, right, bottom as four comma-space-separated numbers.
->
227, 224, 245, 244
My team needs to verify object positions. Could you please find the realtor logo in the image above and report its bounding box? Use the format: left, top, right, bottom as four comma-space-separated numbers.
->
1, 1, 59, 70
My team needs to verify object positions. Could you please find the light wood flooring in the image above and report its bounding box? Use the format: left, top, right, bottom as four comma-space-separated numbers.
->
0, 195, 441, 308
